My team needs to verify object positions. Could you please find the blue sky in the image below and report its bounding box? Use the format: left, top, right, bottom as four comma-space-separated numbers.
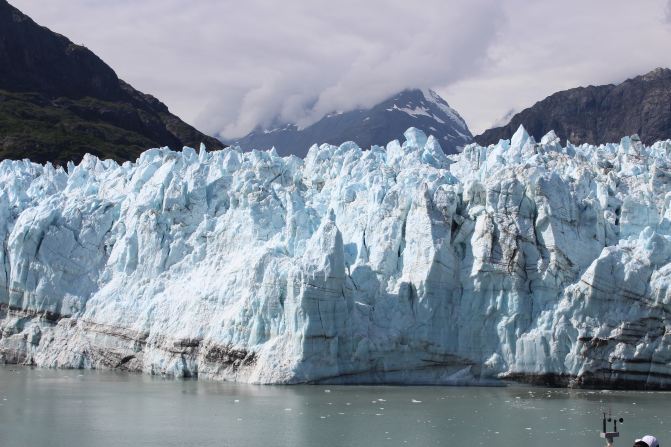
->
11, 0, 671, 137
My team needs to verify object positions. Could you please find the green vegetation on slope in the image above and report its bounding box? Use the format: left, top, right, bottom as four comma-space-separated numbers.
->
0, 90, 160, 164
0, 1, 224, 165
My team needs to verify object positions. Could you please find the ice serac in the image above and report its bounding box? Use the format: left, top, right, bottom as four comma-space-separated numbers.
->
2, 125, 671, 389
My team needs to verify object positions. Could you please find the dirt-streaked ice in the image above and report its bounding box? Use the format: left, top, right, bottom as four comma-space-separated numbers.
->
1, 126, 671, 388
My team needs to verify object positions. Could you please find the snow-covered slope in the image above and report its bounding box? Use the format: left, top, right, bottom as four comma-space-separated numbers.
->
227, 89, 473, 157
2, 126, 671, 389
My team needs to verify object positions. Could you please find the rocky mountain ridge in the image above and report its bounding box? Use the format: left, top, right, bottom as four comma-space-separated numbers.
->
228, 88, 473, 157
476, 68, 671, 147
0, 0, 223, 165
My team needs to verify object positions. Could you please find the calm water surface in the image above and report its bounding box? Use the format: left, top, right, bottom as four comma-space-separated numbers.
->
0, 366, 669, 447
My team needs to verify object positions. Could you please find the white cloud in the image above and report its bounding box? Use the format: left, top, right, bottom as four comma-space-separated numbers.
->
9, 0, 671, 138
192, 0, 506, 138
443, 0, 671, 134
9, 0, 504, 138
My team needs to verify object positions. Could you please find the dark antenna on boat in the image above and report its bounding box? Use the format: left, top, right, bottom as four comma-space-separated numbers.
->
601, 408, 624, 445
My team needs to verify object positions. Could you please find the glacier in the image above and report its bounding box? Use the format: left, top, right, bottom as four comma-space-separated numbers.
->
1, 126, 671, 389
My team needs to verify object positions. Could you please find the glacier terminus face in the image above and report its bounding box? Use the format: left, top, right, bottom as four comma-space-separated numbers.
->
1, 126, 671, 389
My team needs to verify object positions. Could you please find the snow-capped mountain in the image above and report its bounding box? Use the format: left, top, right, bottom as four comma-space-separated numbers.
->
2, 128, 671, 389
226, 89, 473, 157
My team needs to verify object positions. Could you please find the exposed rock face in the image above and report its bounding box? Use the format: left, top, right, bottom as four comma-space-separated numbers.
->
476, 68, 671, 147
1, 126, 671, 389
227, 89, 473, 157
0, 0, 223, 165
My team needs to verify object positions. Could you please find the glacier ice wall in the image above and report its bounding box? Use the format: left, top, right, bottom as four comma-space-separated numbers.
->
2, 126, 671, 388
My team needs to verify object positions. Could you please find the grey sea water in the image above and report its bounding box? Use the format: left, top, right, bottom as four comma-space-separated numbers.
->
0, 366, 668, 447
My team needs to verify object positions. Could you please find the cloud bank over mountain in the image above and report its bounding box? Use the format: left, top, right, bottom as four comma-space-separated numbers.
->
11, 0, 671, 138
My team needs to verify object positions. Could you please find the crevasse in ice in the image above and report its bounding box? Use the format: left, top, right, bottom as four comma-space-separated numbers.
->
1, 126, 671, 388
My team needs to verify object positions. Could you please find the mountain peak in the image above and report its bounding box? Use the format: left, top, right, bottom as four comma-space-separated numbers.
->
639, 67, 671, 82
228, 88, 473, 157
